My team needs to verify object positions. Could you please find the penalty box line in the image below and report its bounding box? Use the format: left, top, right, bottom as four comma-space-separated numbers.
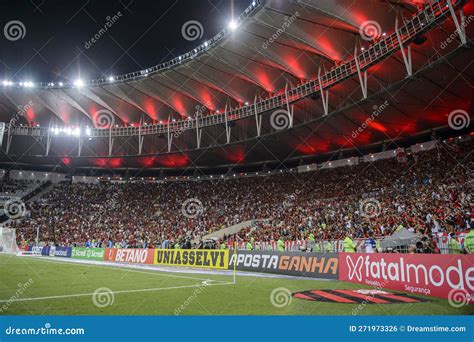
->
0, 281, 235, 304
22, 255, 231, 284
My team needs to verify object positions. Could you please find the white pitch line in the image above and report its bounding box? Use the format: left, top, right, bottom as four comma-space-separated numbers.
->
0, 281, 235, 303
23, 255, 229, 283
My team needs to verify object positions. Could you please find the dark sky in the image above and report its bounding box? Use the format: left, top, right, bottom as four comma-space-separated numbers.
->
0, 0, 250, 84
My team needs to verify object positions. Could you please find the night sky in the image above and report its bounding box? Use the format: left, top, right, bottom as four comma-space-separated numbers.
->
0, 0, 250, 84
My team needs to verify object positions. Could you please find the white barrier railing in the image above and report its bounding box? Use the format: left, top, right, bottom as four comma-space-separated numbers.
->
235, 233, 468, 254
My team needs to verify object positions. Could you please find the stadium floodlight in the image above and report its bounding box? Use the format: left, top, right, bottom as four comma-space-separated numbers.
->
73, 127, 81, 136
228, 19, 238, 31
74, 79, 84, 88
204, 41, 208, 47
2, 80, 9, 86
24, 81, 34, 88
108, 76, 115, 82
58, 82, 63, 87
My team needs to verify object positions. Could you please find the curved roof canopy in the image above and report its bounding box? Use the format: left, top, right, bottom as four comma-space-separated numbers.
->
0, 0, 472, 170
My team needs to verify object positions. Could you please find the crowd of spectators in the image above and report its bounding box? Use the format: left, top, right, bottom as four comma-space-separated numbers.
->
0, 179, 40, 195
8, 138, 473, 250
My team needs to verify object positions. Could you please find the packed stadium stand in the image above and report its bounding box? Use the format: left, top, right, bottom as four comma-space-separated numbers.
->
7, 137, 472, 252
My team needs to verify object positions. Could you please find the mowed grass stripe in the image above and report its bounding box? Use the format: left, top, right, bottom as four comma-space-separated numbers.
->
0, 255, 206, 298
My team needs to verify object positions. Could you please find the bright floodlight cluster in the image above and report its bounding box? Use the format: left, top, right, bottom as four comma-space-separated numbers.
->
1, 1, 259, 90
3, 80, 35, 87
51, 126, 92, 137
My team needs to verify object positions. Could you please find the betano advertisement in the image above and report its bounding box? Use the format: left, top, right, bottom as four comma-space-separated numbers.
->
340, 253, 474, 303
104, 248, 155, 264
228, 251, 339, 279
154, 249, 229, 269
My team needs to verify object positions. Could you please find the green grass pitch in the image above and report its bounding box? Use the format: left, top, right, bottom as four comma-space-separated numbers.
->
0, 254, 471, 315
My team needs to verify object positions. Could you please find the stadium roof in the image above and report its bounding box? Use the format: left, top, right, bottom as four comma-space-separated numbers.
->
0, 0, 472, 171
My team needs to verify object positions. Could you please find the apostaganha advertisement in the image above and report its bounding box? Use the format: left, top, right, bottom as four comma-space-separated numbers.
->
228, 250, 339, 279
154, 249, 229, 269
71, 247, 105, 261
